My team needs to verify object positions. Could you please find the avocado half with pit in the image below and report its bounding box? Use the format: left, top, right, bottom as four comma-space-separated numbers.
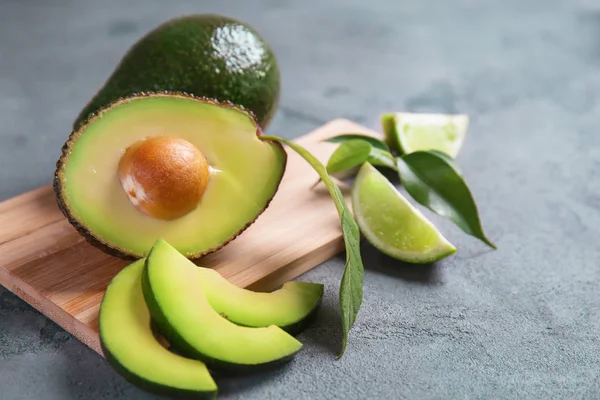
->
99, 259, 217, 399
143, 239, 303, 372
54, 93, 286, 259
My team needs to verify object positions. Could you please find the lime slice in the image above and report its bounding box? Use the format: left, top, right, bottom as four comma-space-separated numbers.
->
382, 112, 469, 158
352, 163, 457, 263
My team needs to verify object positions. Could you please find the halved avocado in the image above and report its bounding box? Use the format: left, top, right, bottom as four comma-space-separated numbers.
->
197, 267, 323, 335
54, 93, 286, 259
143, 239, 303, 372
99, 259, 217, 399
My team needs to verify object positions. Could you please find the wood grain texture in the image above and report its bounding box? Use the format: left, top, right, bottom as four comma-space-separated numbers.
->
0, 118, 378, 356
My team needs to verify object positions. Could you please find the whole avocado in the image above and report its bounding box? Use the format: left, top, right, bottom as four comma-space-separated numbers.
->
75, 14, 280, 130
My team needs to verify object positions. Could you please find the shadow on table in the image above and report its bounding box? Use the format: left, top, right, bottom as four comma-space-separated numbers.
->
295, 296, 342, 356
213, 363, 293, 398
57, 329, 293, 400
361, 242, 445, 286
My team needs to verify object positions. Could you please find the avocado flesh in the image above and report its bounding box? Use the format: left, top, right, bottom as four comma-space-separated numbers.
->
143, 239, 303, 372
99, 259, 217, 399
55, 93, 286, 259
75, 14, 280, 130
198, 267, 323, 334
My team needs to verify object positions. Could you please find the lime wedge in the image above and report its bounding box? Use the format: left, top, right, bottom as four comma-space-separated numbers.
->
352, 163, 457, 263
382, 112, 469, 158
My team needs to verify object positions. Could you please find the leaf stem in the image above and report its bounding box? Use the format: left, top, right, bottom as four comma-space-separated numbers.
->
261, 135, 364, 358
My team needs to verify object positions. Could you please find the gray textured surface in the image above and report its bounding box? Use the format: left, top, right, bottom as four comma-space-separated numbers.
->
1, 0, 599, 399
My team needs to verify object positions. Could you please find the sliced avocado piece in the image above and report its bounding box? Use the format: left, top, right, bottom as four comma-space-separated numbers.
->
143, 239, 303, 372
197, 267, 323, 335
54, 93, 286, 259
99, 259, 217, 399
74, 14, 280, 130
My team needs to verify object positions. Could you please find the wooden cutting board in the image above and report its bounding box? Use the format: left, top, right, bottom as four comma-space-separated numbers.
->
0, 118, 376, 356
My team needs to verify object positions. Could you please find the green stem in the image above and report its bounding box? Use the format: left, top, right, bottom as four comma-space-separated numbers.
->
261, 135, 364, 358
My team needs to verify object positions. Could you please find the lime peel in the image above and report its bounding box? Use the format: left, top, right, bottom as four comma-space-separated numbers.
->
352, 163, 457, 264
383, 112, 469, 158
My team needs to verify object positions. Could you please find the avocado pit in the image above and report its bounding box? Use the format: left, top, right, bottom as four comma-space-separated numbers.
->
118, 137, 210, 220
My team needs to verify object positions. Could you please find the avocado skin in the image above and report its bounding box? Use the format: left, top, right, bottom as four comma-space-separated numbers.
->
101, 340, 217, 400
280, 289, 323, 335
74, 14, 280, 130
54, 92, 287, 260
223, 283, 323, 335
141, 258, 299, 374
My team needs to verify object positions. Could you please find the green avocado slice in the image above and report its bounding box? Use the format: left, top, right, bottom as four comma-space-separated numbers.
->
143, 239, 303, 372
197, 267, 323, 334
99, 259, 217, 399
54, 93, 286, 260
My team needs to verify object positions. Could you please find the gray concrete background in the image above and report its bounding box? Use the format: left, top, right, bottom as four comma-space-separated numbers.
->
1, 0, 599, 399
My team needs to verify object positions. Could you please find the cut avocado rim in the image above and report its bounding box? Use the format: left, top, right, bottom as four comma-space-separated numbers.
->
142, 239, 303, 373
197, 267, 324, 335
54, 92, 287, 260
99, 259, 218, 398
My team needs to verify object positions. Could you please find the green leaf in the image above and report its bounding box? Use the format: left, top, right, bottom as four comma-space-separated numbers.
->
368, 147, 397, 170
325, 134, 390, 151
426, 149, 462, 174
261, 135, 364, 358
338, 207, 363, 357
396, 151, 496, 249
326, 139, 372, 174
428, 149, 455, 163
325, 138, 397, 179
